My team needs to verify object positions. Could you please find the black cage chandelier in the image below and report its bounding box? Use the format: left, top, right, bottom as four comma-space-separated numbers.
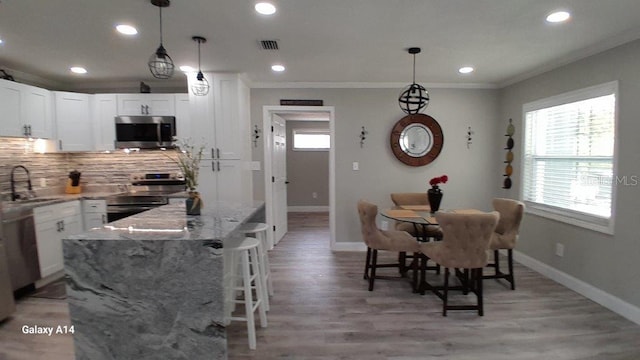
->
191, 36, 210, 96
398, 47, 429, 114
148, 0, 175, 79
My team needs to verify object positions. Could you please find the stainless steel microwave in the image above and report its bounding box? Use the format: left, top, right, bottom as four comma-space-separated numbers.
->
114, 116, 176, 149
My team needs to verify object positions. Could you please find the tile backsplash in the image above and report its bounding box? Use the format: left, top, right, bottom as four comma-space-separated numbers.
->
1, 137, 180, 199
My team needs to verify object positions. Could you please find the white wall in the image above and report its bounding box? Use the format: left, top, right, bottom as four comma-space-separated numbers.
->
251, 87, 500, 245
499, 39, 640, 309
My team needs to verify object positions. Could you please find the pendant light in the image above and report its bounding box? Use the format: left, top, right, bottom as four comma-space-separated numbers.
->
191, 36, 210, 96
148, 0, 174, 79
398, 47, 429, 114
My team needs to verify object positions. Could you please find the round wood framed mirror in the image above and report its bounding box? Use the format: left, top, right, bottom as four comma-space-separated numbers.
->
390, 113, 444, 166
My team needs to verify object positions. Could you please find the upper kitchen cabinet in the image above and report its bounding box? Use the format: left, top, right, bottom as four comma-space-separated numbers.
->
92, 94, 117, 151
54, 91, 93, 151
117, 94, 175, 116
174, 94, 190, 141
0, 79, 53, 139
188, 73, 250, 160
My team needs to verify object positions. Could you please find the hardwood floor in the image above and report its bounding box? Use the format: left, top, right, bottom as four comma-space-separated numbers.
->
2, 211, 640, 359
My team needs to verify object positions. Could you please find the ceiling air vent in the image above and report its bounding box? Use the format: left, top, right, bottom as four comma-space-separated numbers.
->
260, 40, 279, 50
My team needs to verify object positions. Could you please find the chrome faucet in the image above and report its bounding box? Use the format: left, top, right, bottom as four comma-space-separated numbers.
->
10, 165, 33, 201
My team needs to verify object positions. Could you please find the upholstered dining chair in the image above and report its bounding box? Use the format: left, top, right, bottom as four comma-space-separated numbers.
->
357, 200, 421, 291
483, 198, 525, 290
419, 211, 499, 316
390, 192, 443, 275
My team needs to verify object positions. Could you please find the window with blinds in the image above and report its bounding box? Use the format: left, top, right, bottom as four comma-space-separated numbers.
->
522, 81, 617, 233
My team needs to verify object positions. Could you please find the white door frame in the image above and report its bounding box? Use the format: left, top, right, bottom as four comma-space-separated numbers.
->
262, 105, 336, 249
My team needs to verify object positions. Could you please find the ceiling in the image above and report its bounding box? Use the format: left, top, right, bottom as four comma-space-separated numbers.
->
1, 0, 640, 89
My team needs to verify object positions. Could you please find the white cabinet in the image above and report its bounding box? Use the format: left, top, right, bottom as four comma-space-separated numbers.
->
197, 160, 246, 206
117, 94, 175, 116
34, 201, 82, 278
0, 79, 53, 138
174, 93, 190, 141
186, 72, 252, 204
187, 73, 249, 160
54, 91, 93, 151
82, 199, 107, 231
92, 94, 118, 151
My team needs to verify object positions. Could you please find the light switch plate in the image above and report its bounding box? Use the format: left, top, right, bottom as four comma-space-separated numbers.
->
352, 162, 359, 171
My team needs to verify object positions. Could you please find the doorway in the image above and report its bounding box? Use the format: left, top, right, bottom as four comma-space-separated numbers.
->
262, 106, 336, 249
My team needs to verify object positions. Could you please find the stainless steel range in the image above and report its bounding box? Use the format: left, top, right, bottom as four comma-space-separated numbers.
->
106, 173, 186, 222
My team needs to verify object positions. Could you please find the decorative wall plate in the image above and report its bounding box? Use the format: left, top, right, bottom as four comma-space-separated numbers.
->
390, 114, 444, 166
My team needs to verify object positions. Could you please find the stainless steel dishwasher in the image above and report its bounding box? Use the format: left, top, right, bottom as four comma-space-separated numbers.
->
2, 204, 40, 292
0, 203, 17, 320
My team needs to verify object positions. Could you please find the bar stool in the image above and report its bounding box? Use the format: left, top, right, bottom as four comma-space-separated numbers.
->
224, 237, 268, 350
238, 223, 273, 304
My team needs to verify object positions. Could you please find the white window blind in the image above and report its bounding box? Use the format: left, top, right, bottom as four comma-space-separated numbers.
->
522, 82, 617, 232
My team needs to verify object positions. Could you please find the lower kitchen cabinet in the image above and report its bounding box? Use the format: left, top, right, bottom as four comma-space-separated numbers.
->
33, 201, 82, 278
82, 199, 107, 230
198, 160, 248, 206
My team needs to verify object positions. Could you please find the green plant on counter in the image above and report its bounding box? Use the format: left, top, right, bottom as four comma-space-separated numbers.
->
168, 139, 205, 192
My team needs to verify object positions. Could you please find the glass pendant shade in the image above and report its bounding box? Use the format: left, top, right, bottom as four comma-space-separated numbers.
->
191, 71, 210, 96
191, 36, 209, 96
148, 1, 174, 79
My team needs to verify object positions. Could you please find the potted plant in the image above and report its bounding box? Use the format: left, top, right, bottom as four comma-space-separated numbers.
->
169, 139, 205, 215
428, 175, 448, 213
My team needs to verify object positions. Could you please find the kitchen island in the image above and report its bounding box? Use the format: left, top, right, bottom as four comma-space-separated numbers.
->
62, 201, 265, 360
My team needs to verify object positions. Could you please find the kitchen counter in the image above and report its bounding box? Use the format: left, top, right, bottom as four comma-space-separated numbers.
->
62, 201, 265, 360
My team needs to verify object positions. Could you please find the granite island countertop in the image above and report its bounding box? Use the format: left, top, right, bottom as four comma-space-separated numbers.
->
66, 201, 264, 242
63, 201, 264, 360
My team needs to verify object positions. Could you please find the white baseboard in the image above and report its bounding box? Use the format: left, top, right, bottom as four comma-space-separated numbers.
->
515, 250, 640, 326
288, 206, 329, 212
331, 242, 366, 252
35, 270, 64, 288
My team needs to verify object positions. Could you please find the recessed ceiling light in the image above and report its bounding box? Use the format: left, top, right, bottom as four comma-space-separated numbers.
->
546, 11, 571, 23
116, 24, 138, 35
459, 66, 474, 74
255, 2, 276, 15
180, 65, 195, 72
70, 67, 87, 74
0, 39, 3, 44
271, 64, 285, 72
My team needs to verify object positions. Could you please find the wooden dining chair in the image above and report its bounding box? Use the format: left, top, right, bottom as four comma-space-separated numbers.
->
483, 198, 525, 290
357, 200, 421, 291
419, 211, 499, 316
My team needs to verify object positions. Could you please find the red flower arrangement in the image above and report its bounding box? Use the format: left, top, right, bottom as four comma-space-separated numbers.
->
429, 175, 448, 188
